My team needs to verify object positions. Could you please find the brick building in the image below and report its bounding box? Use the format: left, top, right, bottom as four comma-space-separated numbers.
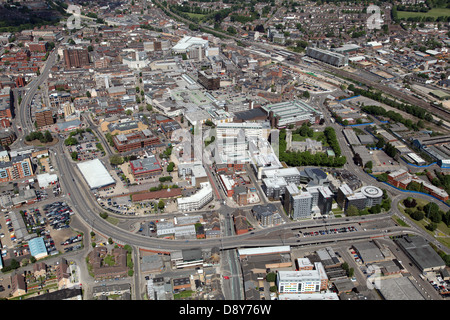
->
35, 109, 54, 128
63, 48, 90, 69
112, 129, 161, 153
0, 155, 34, 183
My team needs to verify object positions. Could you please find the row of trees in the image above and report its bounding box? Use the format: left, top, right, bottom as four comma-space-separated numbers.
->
348, 84, 434, 123
323, 127, 341, 157
362, 105, 425, 131
25, 130, 53, 143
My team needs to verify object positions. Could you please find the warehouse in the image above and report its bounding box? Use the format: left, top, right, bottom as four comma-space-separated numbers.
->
394, 236, 446, 272
352, 241, 385, 264
77, 159, 116, 190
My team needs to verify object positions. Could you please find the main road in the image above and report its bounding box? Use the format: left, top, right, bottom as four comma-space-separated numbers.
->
52, 135, 426, 253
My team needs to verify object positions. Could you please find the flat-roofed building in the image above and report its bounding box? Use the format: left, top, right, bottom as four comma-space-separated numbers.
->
35, 109, 54, 128
77, 159, 115, 190
113, 129, 161, 153
277, 262, 328, 294
130, 155, 163, 179
395, 236, 446, 272
177, 182, 213, 212
306, 47, 349, 67
262, 100, 323, 128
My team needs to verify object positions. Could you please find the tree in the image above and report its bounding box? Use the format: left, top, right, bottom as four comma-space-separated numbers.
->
410, 210, 424, 221
167, 162, 175, 172
44, 130, 53, 143
158, 200, 165, 210
109, 154, 124, 166
70, 151, 78, 161
266, 272, 277, 282
64, 136, 78, 146
346, 205, 359, 216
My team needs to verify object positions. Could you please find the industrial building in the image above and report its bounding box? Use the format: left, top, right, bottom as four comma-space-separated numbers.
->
394, 236, 446, 273
171, 36, 209, 54
63, 48, 90, 69
77, 159, 116, 190
413, 134, 450, 164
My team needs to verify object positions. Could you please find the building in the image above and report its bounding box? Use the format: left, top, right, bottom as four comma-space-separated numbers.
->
0, 130, 16, 146
276, 262, 328, 294
28, 236, 48, 260
197, 70, 220, 90
318, 186, 333, 215
251, 204, 282, 226
35, 109, 54, 128
177, 182, 213, 212
77, 159, 116, 190
0, 87, 13, 120
306, 47, 349, 67
88, 247, 128, 280
113, 130, 161, 153
284, 183, 313, 219
172, 36, 209, 54
55, 258, 71, 289
387, 169, 449, 201
63, 48, 90, 69
395, 236, 446, 272
28, 42, 48, 53
338, 184, 383, 211
262, 100, 323, 128
0, 155, 34, 183
11, 273, 26, 297
130, 155, 163, 179
360, 186, 383, 207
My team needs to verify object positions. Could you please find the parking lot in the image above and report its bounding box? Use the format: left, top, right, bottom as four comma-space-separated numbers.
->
297, 225, 358, 238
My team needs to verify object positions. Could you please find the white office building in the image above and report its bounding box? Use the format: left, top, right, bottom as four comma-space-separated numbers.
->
277, 262, 328, 294
177, 182, 213, 211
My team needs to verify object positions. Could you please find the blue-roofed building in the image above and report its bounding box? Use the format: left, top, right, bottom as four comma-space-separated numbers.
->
28, 237, 48, 260
56, 119, 82, 132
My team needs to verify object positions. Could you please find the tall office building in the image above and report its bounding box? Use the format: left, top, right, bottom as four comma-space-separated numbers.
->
338, 184, 383, 211
318, 186, 333, 216
284, 183, 313, 220
63, 48, 90, 69
197, 70, 220, 90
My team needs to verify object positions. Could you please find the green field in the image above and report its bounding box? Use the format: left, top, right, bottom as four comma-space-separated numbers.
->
397, 8, 450, 19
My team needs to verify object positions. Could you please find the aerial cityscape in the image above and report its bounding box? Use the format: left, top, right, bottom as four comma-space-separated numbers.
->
0, 0, 449, 306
